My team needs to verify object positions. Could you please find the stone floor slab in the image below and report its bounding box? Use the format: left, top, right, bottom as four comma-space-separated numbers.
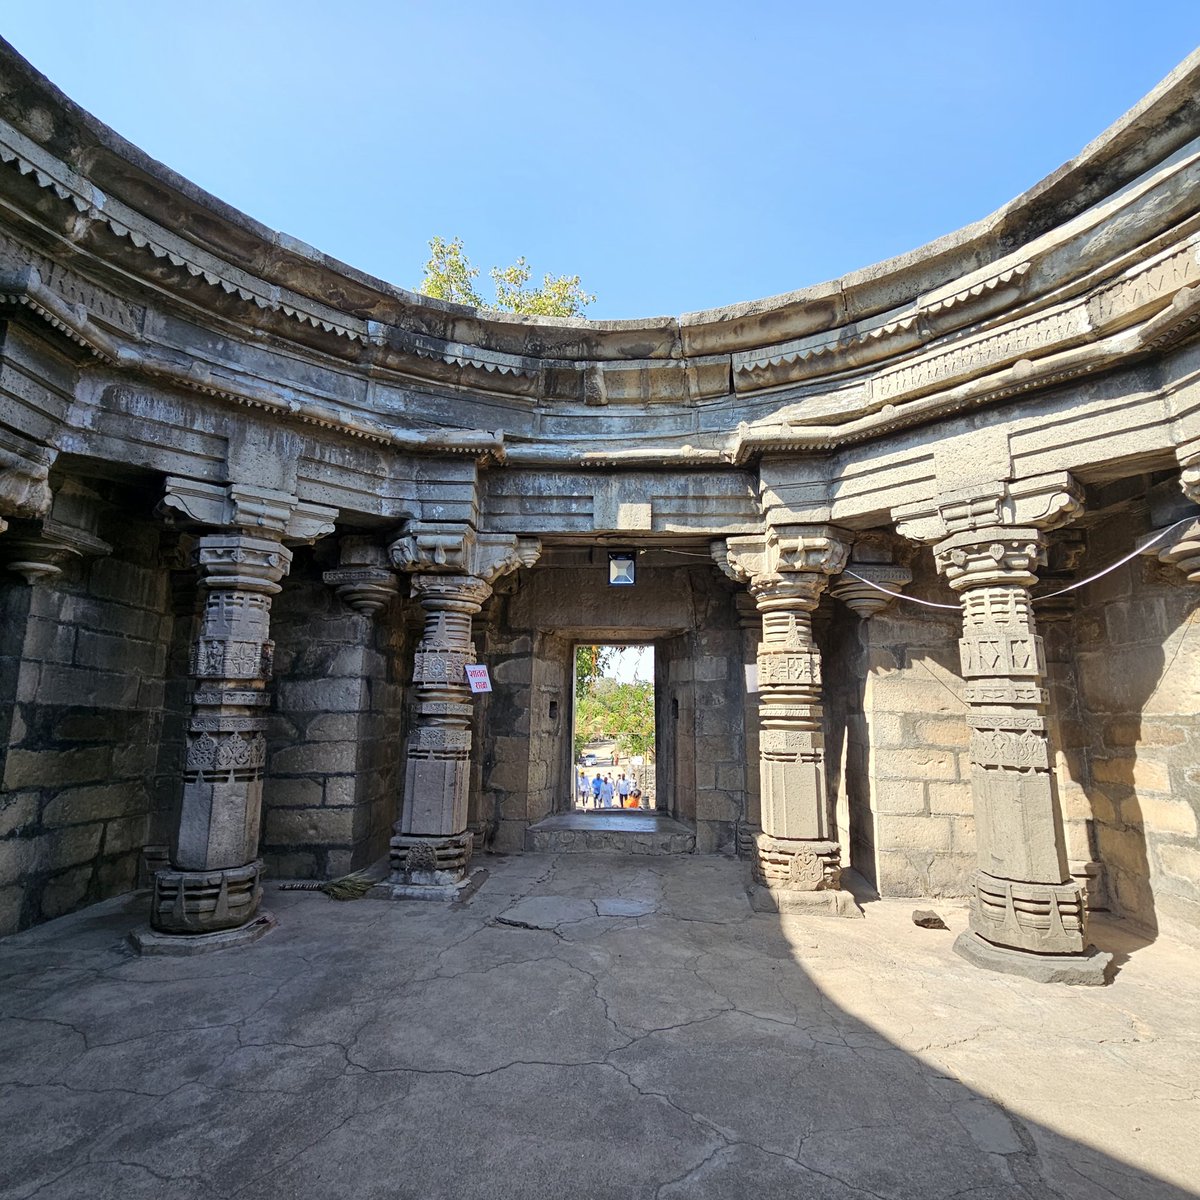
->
0, 854, 1197, 1200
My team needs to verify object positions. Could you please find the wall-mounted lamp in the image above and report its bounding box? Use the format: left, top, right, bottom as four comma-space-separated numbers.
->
608, 551, 636, 586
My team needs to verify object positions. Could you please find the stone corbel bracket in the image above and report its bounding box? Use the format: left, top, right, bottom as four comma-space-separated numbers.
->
389, 520, 541, 584
894, 472, 1084, 544
160, 478, 337, 544
323, 535, 400, 616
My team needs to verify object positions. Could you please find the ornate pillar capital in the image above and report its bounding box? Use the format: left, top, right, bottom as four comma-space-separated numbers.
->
2, 478, 111, 585
160, 477, 337, 544
410, 572, 494, 612
389, 521, 540, 584
894, 472, 1083, 545
195, 532, 292, 595
714, 527, 849, 602
322, 535, 399, 616
933, 528, 1045, 591
1156, 518, 1200, 582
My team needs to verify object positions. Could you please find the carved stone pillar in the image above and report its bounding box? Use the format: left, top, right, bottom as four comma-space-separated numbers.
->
150, 533, 291, 935
388, 522, 539, 896
715, 528, 859, 916
139, 478, 336, 947
897, 474, 1110, 983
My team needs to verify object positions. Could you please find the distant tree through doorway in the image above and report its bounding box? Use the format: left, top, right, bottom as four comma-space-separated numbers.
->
573, 644, 655, 809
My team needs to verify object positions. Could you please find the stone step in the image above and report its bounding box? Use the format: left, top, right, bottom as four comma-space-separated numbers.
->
524, 812, 696, 855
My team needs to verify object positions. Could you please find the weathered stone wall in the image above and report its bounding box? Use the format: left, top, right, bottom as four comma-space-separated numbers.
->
473, 605, 572, 853
1073, 505, 1200, 942
262, 547, 408, 879
0, 485, 176, 933
845, 556, 974, 897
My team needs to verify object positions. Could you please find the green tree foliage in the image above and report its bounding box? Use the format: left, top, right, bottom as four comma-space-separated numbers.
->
418, 236, 595, 317
574, 678, 655, 761
575, 645, 619, 703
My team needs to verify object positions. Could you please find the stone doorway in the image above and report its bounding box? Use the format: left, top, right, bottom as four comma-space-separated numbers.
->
474, 546, 747, 855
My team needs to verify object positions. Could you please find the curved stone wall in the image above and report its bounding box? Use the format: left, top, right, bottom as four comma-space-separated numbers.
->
1, 39, 1198, 968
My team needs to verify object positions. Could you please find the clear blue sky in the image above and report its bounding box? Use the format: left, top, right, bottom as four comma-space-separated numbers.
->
4, 2, 1199, 319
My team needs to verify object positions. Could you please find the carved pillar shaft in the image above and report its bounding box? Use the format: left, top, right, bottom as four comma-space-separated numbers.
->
717, 530, 858, 914
391, 573, 492, 882
936, 528, 1086, 956
754, 581, 828, 847
151, 533, 291, 934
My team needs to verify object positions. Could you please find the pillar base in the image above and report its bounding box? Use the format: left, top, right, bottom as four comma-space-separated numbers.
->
150, 860, 263, 933
130, 910, 276, 956
953, 931, 1112, 986
389, 831, 473, 894
748, 882, 862, 918
752, 834, 842, 890
378, 873, 482, 903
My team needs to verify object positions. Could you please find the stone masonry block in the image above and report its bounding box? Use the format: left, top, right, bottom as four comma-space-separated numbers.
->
271, 741, 358, 776
4, 747, 112, 790
0, 885, 23, 936
876, 813, 954, 854
871, 778, 927, 815
1136, 794, 1198, 838
1157, 842, 1200, 886
0, 795, 37, 838
75, 629, 162, 675
276, 678, 367, 713
101, 815, 150, 855
265, 807, 356, 846
914, 718, 970, 748
715, 762, 745, 792
305, 713, 361, 742
266, 777, 325, 809
1091, 756, 1171, 793
927, 781, 971, 816
42, 785, 144, 826
322, 776, 360, 807
867, 712, 910, 748
39, 866, 92, 919
874, 747, 958, 782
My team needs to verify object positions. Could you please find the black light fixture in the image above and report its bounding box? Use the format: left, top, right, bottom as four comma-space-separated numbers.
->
607, 551, 636, 586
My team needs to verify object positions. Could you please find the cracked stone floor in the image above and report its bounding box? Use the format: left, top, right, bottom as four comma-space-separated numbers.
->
1, 854, 1198, 1200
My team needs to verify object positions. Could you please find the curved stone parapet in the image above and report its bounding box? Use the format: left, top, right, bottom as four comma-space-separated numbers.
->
0, 37, 1198, 469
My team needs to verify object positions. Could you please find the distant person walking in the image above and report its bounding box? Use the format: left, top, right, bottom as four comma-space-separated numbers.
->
577, 770, 588, 807
591, 774, 603, 808
617, 773, 632, 807
600, 775, 615, 808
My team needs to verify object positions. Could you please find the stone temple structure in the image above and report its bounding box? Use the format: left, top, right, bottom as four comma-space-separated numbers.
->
1, 40, 1199, 982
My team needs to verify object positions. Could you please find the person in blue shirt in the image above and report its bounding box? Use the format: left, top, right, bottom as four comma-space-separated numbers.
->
591, 774, 603, 808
